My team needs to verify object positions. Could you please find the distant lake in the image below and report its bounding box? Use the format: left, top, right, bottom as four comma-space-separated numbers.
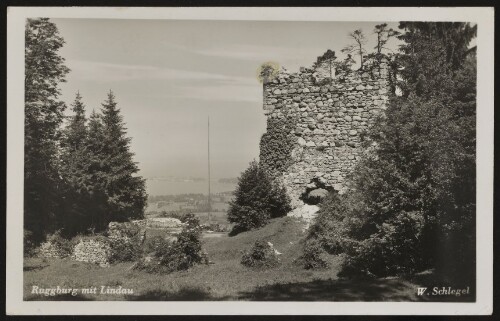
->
146, 179, 237, 196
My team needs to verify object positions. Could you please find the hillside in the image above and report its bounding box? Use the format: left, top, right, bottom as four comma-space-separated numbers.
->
24, 216, 437, 301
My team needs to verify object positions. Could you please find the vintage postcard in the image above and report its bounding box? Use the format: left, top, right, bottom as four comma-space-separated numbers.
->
6, 6, 494, 315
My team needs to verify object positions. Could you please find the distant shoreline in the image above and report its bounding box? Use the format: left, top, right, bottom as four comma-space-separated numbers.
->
145, 179, 237, 197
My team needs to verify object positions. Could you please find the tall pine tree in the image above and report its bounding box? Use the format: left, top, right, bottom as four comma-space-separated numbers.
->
58, 92, 95, 236
83, 110, 110, 231
99, 91, 147, 222
25, 18, 70, 242
60, 92, 88, 190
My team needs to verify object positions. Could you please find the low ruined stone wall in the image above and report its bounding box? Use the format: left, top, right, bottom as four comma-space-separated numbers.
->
38, 241, 70, 259
72, 238, 111, 267
37, 220, 184, 266
260, 59, 390, 205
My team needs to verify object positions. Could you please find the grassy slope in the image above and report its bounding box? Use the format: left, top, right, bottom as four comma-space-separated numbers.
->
24, 217, 444, 301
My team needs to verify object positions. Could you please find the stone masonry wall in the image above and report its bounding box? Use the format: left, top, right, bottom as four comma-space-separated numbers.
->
72, 238, 111, 267
260, 59, 390, 206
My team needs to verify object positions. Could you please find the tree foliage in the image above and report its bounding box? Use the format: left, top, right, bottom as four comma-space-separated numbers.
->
24, 18, 70, 242
307, 22, 476, 282
341, 29, 367, 69
373, 23, 400, 55
98, 91, 147, 223
259, 116, 297, 176
24, 18, 147, 244
228, 161, 292, 233
313, 49, 337, 79
136, 213, 204, 273
258, 61, 280, 84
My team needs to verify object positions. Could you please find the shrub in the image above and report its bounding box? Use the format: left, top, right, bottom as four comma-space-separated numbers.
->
108, 236, 142, 263
136, 214, 204, 274
142, 235, 170, 254
257, 61, 280, 84
201, 222, 231, 233
306, 189, 428, 277
175, 213, 203, 266
301, 239, 328, 269
339, 211, 426, 278
306, 191, 366, 255
24, 229, 36, 257
241, 240, 280, 269
39, 230, 75, 258
107, 222, 144, 263
228, 161, 292, 233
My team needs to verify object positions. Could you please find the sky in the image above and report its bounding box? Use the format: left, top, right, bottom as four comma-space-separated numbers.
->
52, 19, 401, 193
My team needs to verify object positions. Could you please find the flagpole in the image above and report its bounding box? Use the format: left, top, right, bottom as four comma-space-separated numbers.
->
208, 116, 211, 224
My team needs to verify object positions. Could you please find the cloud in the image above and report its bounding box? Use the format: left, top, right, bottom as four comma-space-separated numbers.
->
191, 44, 334, 71
67, 59, 253, 82
66, 59, 261, 103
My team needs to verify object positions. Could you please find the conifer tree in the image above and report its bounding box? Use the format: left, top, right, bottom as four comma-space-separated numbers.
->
99, 91, 147, 222
313, 22, 477, 281
57, 92, 91, 235
341, 29, 367, 69
24, 18, 70, 242
313, 49, 337, 79
83, 110, 109, 230
60, 92, 88, 190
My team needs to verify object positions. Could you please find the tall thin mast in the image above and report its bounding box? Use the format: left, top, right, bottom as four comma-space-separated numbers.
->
208, 116, 211, 224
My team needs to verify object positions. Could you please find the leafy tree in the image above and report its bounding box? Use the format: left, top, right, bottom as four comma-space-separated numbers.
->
313, 49, 337, 79
24, 18, 70, 242
336, 54, 356, 75
228, 161, 291, 233
258, 61, 280, 84
355, 22, 476, 280
99, 91, 147, 222
373, 23, 400, 55
341, 29, 367, 69
307, 22, 476, 282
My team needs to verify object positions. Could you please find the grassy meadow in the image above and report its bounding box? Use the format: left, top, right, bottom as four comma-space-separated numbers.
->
24, 216, 471, 302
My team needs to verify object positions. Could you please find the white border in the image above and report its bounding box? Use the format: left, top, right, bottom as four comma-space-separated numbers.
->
6, 6, 494, 315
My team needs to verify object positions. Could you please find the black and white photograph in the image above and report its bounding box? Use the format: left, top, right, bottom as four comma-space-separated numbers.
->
6, 6, 494, 315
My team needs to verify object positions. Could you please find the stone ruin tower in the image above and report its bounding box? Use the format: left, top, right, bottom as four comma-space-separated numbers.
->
259, 56, 390, 207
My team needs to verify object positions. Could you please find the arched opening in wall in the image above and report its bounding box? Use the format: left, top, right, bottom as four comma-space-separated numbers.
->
300, 177, 333, 205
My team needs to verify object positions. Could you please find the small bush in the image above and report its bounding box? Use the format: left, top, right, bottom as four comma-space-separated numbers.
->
306, 191, 366, 255
201, 222, 231, 233
241, 241, 280, 269
175, 214, 203, 266
107, 222, 144, 263
136, 214, 204, 274
339, 211, 426, 278
257, 61, 280, 84
108, 236, 142, 263
142, 235, 170, 254
301, 239, 328, 269
41, 230, 75, 258
228, 161, 291, 233
24, 229, 37, 257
